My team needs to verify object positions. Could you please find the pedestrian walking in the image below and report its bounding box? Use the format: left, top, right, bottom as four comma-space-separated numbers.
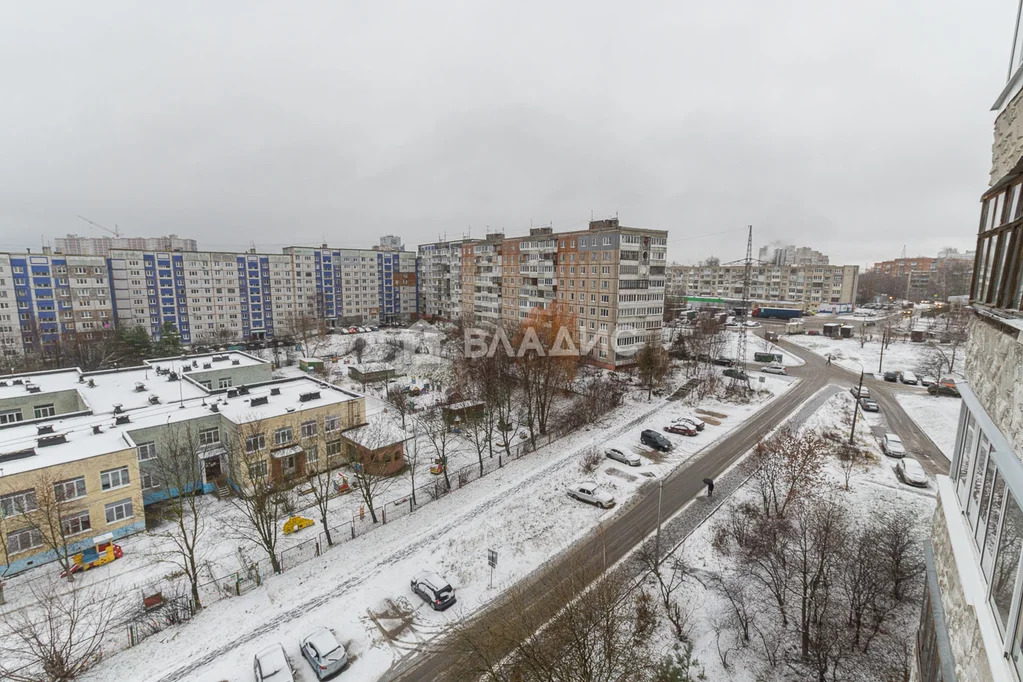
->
702, 477, 715, 498
826, 355, 832, 365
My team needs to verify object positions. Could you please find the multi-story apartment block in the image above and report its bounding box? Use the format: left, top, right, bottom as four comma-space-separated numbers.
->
757, 243, 830, 266
666, 262, 859, 311
0, 250, 115, 355
912, 6, 1023, 680
55, 233, 198, 257
871, 252, 975, 302
420, 219, 668, 368
0, 351, 405, 576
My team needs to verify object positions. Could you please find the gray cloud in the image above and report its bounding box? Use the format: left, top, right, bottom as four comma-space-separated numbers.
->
0, 0, 1010, 266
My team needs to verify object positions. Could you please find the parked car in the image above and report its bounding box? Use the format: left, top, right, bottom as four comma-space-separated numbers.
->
567, 482, 616, 509
674, 414, 706, 431
712, 356, 733, 366
896, 458, 929, 487
920, 376, 937, 387
641, 429, 673, 451
882, 433, 907, 458
254, 643, 296, 682
928, 382, 961, 397
665, 423, 697, 436
370, 326, 380, 332
338, 328, 350, 335
348, 327, 358, 333
300, 627, 348, 680
761, 364, 787, 375
883, 370, 900, 382
900, 371, 919, 385
411, 571, 457, 611
723, 368, 748, 380
859, 397, 880, 412
806, 329, 821, 336
849, 386, 871, 399
605, 447, 641, 467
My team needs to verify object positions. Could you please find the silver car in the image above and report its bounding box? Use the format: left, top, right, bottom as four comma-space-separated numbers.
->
882, 433, 907, 458
254, 643, 295, 682
568, 482, 616, 509
300, 627, 348, 680
605, 447, 641, 467
896, 458, 928, 487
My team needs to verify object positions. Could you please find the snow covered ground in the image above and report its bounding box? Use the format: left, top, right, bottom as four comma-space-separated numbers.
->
651, 390, 937, 681
70, 375, 796, 682
895, 393, 963, 459
787, 333, 964, 378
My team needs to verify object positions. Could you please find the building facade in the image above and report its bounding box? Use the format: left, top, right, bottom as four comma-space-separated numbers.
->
913, 5, 1023, 680
419, 219, 667, 367
666, 262, 859, 311
757, 243, 830, 266
871, 252, 975, 302
55, 234, 198, 257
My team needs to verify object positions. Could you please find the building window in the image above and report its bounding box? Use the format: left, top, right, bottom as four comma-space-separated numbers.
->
218, 377, 232, 389
6, 527, 43, 555
306, 445, 319, 463
0, 489, 38, 517
245, 434, 266, 452
199, 427, 220, 445
100, 466, 130, 491
326, 440, 342, 459
54, 477, 86, 501
0, 409, 22, 424
300, 421, 317, 439
141, 472, 159, 490
274, 427, 293, 445
33, 404, 55, 419
248, 460, 268, 479
104, 499, 134, 524
62, 510, 91, 536
137, 441, 156, 462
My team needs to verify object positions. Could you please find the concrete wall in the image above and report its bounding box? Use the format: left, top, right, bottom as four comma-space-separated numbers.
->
0, 388, 87, 422
992, 87, 1023, 185
929, 493, 995, 681
964, 315, 1023, 452
0, 447, 145, 575
184, 362, 272, 389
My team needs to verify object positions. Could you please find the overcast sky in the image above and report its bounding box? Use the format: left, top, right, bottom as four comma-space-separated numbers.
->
0, 0, 1015, 266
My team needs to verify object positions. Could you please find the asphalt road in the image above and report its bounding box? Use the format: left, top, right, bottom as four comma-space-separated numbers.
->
383, 335, 952, 681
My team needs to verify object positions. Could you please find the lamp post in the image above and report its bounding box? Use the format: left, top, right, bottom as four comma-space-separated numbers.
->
655, 479, 663, 570
849, 361, 864, 445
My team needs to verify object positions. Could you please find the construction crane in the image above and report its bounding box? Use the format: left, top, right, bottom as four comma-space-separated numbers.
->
76, 215, 122, 239
730, 226, 754, 391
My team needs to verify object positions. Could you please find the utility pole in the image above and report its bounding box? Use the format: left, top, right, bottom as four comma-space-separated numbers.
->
849, 366, 864, 444
655, 479, 663, 570
731, 226, 753, 391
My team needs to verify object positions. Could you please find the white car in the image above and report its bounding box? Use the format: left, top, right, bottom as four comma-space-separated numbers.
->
605, 447, 641, 467
761, 364, 787, 375
254, 643, 295, 682
896, 458, 928, 487
567, 482, 616, 509
900, 371, 919, 385
882, 433, 907, 458
300, 627, 348, 679
850, 386, 871, 399
675, 414, 706, 431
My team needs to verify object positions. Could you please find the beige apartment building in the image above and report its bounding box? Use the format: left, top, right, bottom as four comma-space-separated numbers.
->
666, 262, 859, 311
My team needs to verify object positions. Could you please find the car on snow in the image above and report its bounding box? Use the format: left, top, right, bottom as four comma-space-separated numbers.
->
567, 482, 616, 509
761, 364, 787, 375
370, 326, 380, 332
300, 627, 348, 679
882, 433, 907, 458
712, 356, 733, 366
723, 367, 748, 380
641, 429, 673, 451
674, 414, 705, 431
664, 423, 698, 436
900, 371, 919, 385
883, 370, 900, 382
859, 397, 880, 412
928, 378, 961, 397
411, 571, 457, 611
920, 376, 937, 387
254, 643, 296, 682
605, 447, 641, 467
849, 386, 870, 399
896, 458, 929, 487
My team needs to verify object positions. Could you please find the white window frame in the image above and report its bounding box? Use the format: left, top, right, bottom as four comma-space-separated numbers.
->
245, 434, 266, 453
274, 427, 293, 446
33, 404, 55, 419
324, 415, 341, 432
141, 472, 159, 490
1, 489, 38, 517
199, 427, 220, 446
104, 499, 134, 524
300, 421, 317, 439
137, 441, 156, 462
100, 466, 130, 491
61, 510, 91, 536
54, 476, 86, 502
248, 460, 268, 479
6, 527, 43, 555
0, 409, 22, 424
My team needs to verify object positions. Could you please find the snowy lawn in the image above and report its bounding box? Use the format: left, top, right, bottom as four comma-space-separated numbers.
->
68, 377, 797, 682
895, 393, 963, 459
788, 333, 965, 378
644, 390, 936, 681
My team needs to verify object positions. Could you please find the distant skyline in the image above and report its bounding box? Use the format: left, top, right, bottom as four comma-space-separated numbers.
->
0, 0, 1010, 267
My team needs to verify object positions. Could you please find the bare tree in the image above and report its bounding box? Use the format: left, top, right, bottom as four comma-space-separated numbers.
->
712, 571, 756, 644
10, 471, 93, 582
836, 443, 862, 491
0, 577, 122, 681
637, 544, 698, 643
511, 306, 578, 447
148, 426, 209, 611
636, 336, 672, 400
385, 384, 414, 432
743, 427, 828, 519
418, 407, 456, 492
224, 423, 291, 574
875, 507, 925, 601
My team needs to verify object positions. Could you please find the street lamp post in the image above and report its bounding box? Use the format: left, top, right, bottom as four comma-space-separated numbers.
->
655, 479, 663, 570
849, 361, 864, 445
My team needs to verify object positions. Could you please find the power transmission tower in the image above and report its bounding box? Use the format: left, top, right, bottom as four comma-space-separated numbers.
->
731, 225, 753, 390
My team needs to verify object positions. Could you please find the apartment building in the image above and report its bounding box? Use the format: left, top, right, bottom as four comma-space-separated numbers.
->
912, 6, 1023, 680
420, 219, 668, 367
757, 243, 830, 266
871, 252, 975, 302
0, 250, 115, 356
0, 351, 405, 576
666, 262, 859, 310
55, 234, 198, 257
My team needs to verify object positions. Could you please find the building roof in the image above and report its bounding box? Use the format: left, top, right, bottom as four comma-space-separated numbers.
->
342, 411, 410, 449
349, 363, 396, 374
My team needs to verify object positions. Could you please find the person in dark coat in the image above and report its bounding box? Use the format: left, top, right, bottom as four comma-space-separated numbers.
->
703, 478, 715, 498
